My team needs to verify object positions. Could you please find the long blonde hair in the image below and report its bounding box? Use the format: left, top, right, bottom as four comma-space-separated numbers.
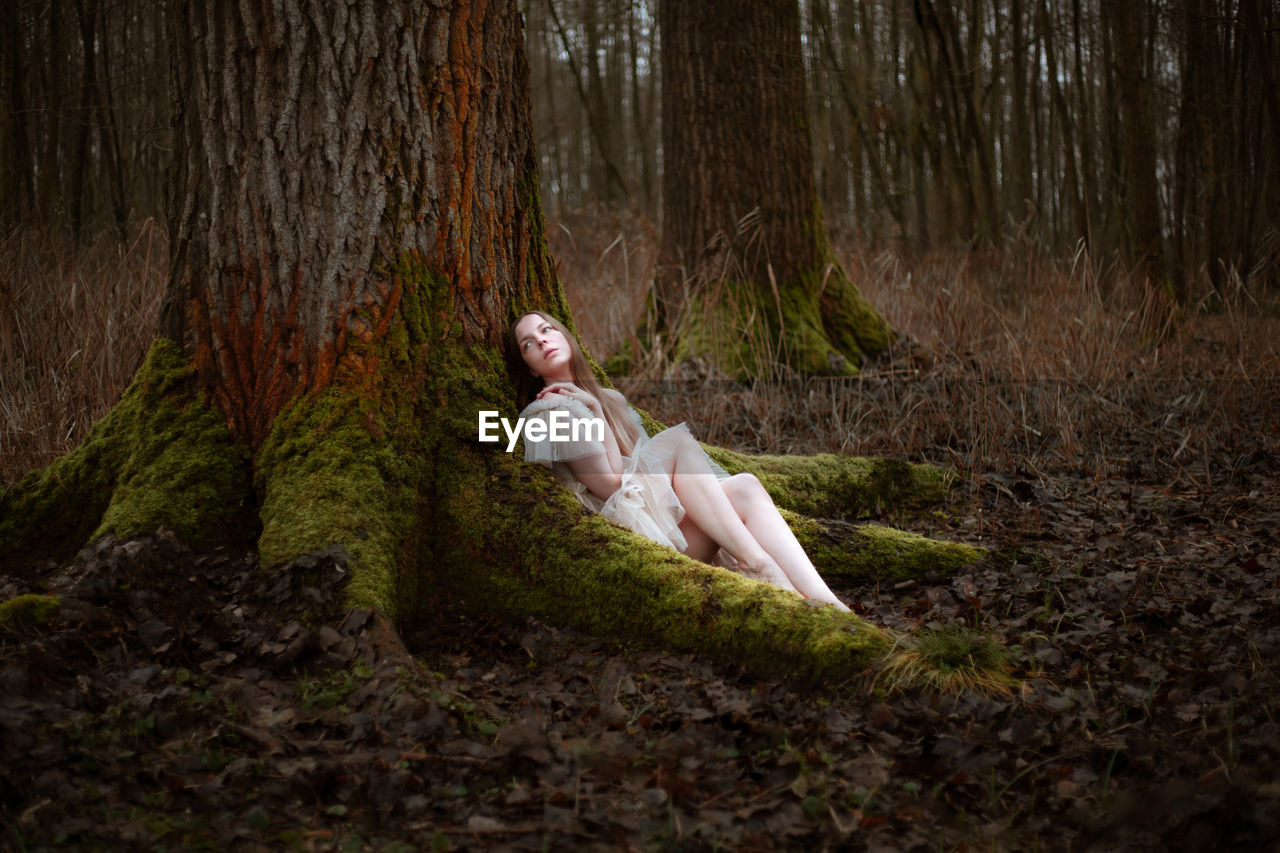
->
510, 312, 640, 455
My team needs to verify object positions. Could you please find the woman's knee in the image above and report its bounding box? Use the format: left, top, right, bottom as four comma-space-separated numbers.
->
665, 430, 713, 469
723, 472, 767, 503
652, 428, 699, 454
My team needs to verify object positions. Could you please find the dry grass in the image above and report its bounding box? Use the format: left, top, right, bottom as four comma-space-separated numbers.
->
873, 624, 1015, 697
558, 215, 1279, 489
0, 222, 167, 483
3, 216, 1277, 492
546, 206, 658, 363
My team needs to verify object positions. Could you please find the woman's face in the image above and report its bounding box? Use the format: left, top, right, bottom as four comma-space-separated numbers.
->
514, 313, 574, 381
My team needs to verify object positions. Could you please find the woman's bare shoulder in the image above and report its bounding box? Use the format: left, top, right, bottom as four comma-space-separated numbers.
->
601, 387, 627, 405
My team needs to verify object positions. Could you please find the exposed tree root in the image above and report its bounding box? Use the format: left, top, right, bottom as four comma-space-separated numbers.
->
2, 330, 987, 692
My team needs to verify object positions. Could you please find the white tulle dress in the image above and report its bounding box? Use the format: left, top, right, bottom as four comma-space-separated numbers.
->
519, 395, 730, 552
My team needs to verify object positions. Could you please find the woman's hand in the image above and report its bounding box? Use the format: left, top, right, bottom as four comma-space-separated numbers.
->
537, 382, 601, 415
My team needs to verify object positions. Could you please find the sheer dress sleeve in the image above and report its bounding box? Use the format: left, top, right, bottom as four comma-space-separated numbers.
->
519, 395, 608, 465
625, 405, 731, 481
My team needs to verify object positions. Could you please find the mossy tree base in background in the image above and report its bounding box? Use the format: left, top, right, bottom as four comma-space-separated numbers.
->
673, 256, 893, 379
657, 0, 893, 379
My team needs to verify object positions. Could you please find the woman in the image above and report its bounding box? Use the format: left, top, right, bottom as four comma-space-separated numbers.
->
511, 311, 849, 610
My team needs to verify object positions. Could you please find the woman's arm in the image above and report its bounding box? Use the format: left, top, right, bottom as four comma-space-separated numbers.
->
539, 383, 624, 500
565, 451, 623, 501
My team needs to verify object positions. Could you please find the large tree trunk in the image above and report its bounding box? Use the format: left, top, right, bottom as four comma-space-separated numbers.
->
158, 0, 554, 445
1, 0, 969, 689
657, 0, 891, 378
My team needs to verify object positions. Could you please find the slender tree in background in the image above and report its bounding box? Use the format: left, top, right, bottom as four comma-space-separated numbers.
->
1101, 0, 1172, 296
525, 0, 659, 221
0, 0, 169, 236
657, 0, 892, 377
1, 0, 963, 686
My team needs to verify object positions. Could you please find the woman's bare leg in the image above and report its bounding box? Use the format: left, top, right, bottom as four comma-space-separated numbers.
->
721, 474, 850, 610
655, 433, 801, 593
676, 515, 719, 564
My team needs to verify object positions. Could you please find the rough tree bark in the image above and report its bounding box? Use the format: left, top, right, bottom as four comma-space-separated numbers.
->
657, 0, 892, 378
1, 0, 974, 689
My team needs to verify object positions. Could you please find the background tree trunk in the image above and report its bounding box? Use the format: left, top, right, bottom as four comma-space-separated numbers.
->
1040, 0, 1087, 250
1102, 0, 1171, 296
657, 0, 891, 377
0, 0, 34, 231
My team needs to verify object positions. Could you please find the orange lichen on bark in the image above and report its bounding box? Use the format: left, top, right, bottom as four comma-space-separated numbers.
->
430, 0, 492, 312
204, 266, 303, 447
187, 257, 413, 449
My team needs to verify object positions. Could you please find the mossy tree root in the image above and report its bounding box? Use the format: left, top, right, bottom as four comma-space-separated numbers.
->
702, 445, 955, 519
786, 513, 984, 585
0, 339, 254, 569
241, 379, 905, 687
428, 449, 895, 687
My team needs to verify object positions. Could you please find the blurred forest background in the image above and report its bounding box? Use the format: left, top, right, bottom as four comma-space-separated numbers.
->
1, 0, 1278, 478
526, 0, 1278, 293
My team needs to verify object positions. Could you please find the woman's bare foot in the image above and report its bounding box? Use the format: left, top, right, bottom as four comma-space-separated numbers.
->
737, 553, 802, 594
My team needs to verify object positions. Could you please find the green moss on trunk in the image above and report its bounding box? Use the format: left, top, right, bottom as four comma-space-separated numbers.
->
254, 257, 445, 620
254, 384, 428, 621
817, 262, 894, 366
673, 255, 892, 379
0, 339, 253, 568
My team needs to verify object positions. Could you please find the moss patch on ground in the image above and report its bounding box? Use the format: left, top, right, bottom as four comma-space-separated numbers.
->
0, 593, 61, 632
875, 624, 1016, 696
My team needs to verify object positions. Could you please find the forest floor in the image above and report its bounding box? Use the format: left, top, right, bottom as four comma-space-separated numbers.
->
3, 349, 1278, 852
